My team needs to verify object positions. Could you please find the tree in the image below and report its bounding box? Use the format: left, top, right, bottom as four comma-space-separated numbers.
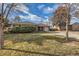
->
0, 4, 4, 49
52, 5, 69, 28
0, 3, 26, 49
14, 16, 21, 23
51, 4, 70, 40
65, 4, 70, 41
0, 3, 17, 49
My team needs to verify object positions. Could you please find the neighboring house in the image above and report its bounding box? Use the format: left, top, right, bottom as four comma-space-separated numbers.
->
8, 22, 50, 32
53, 25, 72, 31
52, 22, 79, 31
72, 22, 79, 31
36, 24, 49, 32
53, 25, 60, 31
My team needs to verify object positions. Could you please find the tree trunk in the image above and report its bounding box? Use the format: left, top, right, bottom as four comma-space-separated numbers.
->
0, 24, 4, 49
66, 19, 69, 40
0, 3, 4, 49
65, 4, 70, 41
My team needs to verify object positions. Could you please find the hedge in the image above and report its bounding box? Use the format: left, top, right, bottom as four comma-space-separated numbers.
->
9, 26, 36, 33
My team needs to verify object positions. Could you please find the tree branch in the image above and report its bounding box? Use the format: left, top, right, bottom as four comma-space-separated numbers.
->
3, 4, 10, 15
5, 3, 15, 20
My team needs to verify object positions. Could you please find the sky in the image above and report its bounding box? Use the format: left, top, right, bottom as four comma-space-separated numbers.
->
9, 3, 59, 24
8, 3, 79, 24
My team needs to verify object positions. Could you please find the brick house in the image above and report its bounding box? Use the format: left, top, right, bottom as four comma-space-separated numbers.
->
53, 25, 72, 31
72, 22, 79, 31
8, 22, 50, 32
36, 24, 49, 32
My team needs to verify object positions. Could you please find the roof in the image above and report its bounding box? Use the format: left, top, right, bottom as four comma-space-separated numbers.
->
36, 24, 49, 27
11, 22, 49, 27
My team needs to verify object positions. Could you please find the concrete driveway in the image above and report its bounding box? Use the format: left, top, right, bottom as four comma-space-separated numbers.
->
38, 31, 79, 39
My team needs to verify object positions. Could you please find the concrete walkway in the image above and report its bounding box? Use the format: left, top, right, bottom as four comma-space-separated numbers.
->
38, 31, 79, 39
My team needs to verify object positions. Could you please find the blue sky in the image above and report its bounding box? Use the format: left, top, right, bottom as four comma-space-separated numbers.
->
9, 3, 79, 24
9, 3, 59, 24
26, 3, 57, 18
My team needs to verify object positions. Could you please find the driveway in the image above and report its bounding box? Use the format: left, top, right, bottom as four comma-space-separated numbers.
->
38, 31, 79, 40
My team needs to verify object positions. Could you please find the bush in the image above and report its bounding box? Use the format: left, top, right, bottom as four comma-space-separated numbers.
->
9, 26, 36, 33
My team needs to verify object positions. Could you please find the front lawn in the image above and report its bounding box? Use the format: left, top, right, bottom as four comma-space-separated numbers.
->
0, 33, 79, 56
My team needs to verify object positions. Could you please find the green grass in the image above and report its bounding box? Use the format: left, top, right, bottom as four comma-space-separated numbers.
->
1, 33, 79, 56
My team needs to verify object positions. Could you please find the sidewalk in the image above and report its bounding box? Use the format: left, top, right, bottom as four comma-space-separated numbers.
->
36, 31, 79, 40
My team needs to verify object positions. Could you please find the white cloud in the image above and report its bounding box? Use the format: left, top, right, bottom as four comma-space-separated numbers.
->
19, 12, 45, 22
15, 4, 29, 14
14, 4, 48, 24
42, 7, 54, 14
30, 15, 42, 21
15, 4, 43, 22
70, 17, 79, 24
44, 16, 48, 19
71, 17, 78, 19
38, 4, 45, 10
16, 4, 45, 22
20, 15, 30, 19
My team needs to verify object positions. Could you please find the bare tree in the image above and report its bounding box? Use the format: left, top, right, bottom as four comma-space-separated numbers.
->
51, 3, 71, 40
0, 3, 16, 49
0, 3, 25, 49
0, 3, 4, 49
65, 4, 70, 41
14, 16, 21, 23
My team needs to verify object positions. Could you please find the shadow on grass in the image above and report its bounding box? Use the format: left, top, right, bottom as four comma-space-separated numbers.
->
11, 35, 45, 45
11, 35, 79, 45
2, 48, 54, 56
4, 34, 79, 45
37, 35, 79, 43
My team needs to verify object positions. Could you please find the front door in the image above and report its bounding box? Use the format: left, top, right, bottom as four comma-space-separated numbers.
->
38, 27, 44, 31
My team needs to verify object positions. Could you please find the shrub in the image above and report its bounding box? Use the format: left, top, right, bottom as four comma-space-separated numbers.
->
9, 26, 36, 33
